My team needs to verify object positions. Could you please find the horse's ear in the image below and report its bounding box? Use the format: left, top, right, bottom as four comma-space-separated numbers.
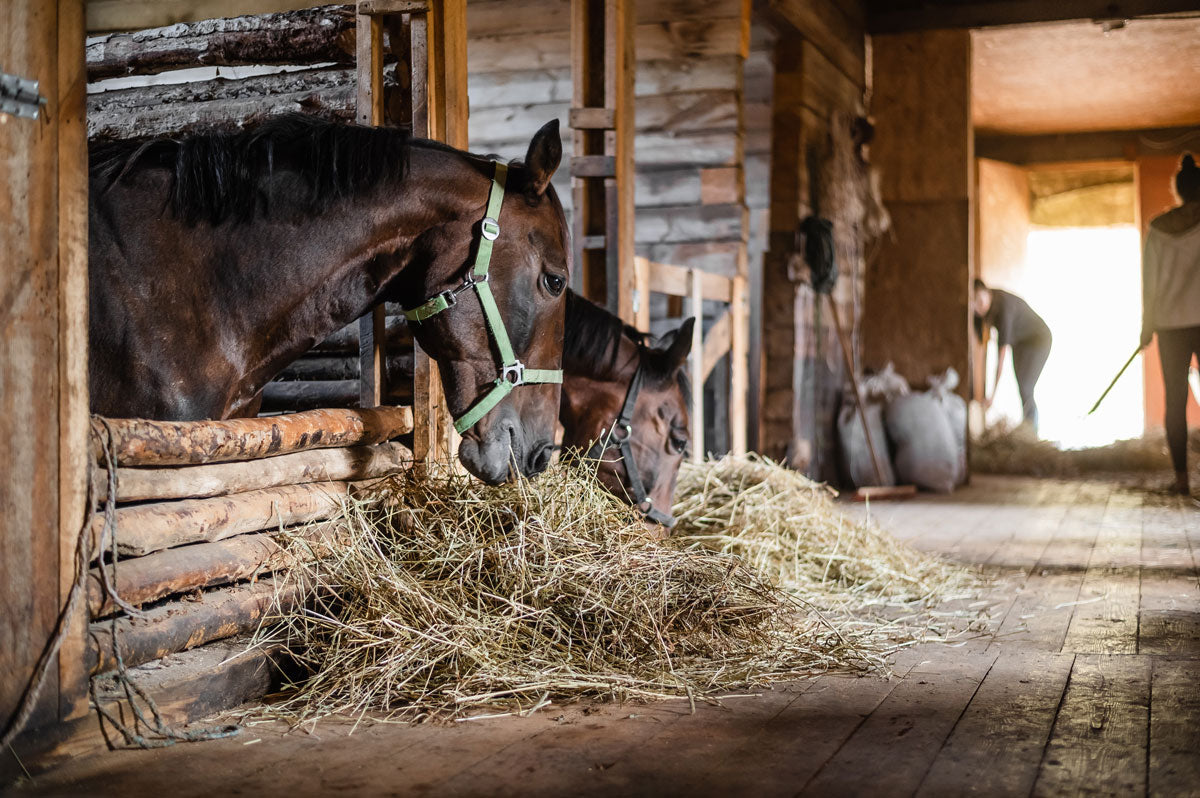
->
664, 317, 695, 369
524, 119, 562, 198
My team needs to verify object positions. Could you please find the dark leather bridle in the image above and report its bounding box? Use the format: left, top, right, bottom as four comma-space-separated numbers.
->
583, 353, 676, 528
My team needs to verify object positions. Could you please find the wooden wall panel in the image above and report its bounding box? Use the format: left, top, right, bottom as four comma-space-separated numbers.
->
863, 30, 973, 394
1, 0, 89, 737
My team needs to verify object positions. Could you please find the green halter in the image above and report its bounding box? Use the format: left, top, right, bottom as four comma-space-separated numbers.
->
402, 162, 563, 434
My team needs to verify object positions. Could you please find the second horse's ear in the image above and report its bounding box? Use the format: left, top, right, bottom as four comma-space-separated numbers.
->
665, 317, 695, 369
524, 119, 562, 198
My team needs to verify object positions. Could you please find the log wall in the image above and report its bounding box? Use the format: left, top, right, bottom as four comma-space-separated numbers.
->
756, 1, 871, 481
85, 408, 413, 675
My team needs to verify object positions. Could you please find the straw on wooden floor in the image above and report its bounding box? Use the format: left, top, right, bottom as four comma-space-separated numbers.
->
253, 456, 982, 724
970, 423, 1199, 478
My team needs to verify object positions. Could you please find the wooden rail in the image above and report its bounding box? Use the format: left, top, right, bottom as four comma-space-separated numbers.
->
633, 256, 748, 461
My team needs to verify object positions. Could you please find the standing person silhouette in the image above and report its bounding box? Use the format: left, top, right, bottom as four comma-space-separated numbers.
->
973, 280, 1053, 433
1142, 153, 1200, 496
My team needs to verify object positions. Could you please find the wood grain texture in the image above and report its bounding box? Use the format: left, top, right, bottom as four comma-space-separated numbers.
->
91, 480, 355, 557
1, 0, 66, 736
86, 579, 299, 674
98, 441, 411, 503
1149, 656, 1200, 797
91, 406, 413, 466
1033, 654, 1151, 797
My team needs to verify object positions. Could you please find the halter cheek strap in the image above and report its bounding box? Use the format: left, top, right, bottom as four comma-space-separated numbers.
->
402, 161, 563, 435
585, 359, 677, 529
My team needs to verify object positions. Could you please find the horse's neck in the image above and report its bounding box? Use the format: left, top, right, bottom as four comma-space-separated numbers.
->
229, 146, 482, 409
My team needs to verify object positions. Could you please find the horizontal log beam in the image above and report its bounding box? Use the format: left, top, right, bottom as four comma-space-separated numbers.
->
98, 441, 411, 503
975, 126, 1200, 165
311, 315, 408, 353
90, 480, 357, 558
866, 0, 1200, 34
86, 5, 356, 80
260, 379, 361, 413
87, 523, 343, 617
86, 579, 299, 674
91, 405, 412, 466
642, 258, 735, 302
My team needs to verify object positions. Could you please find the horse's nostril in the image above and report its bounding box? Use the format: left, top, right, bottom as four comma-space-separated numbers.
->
525, 441, 554, 476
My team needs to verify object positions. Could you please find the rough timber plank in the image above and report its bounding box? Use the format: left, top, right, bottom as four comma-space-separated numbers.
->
989, 571, 1087, 653
1033, 654, 1151, 798
1149, 657, 1200, 797
915, 652, 1074, 797
1061, 494, 1143, 654
1138, 572, 1200, 656
799, 649, 1000, 798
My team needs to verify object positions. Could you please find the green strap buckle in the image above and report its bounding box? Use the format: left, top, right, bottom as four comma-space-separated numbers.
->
481, 217, 500, 241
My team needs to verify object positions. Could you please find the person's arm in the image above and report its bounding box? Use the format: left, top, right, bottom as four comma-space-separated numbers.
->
1142, 232, 1158, 348
986, 344, 1008, 409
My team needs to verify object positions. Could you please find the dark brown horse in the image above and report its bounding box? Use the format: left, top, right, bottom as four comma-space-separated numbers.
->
88, 115, 570, 483
559, 291, 693, 529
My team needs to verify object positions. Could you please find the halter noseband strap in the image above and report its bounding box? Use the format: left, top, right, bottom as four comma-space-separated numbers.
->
402, 161, 563, 435
586, 355, 676, 529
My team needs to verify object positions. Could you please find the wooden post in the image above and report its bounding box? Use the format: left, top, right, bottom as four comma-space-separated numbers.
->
570, 0, 634, 323
1, 0, 91, 737
355, 7, 387, 409
412, 0, 466, 468
633, 255, 651, 331
729, 273, 749, 455
688, 269, 705, 463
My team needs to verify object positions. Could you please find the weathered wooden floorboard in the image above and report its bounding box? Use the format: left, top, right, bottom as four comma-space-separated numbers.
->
798, 650, 1000, 798
1149, 656, 1200, 797
914, 651, 1074, 797
1032, 654, 1151, 798
1138, 571, 1200, 656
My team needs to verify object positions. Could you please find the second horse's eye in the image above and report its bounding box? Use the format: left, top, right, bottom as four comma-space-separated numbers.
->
669, 435, 688, 455
543, 272, 566, 296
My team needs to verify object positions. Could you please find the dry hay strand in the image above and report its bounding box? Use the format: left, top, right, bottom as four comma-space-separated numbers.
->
672, 455, 982, 625
255, 461, 876, 724
969, 423, 1193, 478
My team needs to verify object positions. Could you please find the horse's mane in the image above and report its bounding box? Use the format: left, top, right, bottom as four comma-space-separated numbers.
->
89, 114, 414, 225
564, 290, 690, 395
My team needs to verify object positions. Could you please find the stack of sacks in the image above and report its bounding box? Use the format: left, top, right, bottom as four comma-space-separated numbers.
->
838, 365, 968, 493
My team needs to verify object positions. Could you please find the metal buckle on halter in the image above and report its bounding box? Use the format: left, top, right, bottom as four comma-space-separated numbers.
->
611, 422, 633, 443
481, 217, 500, 241
500, 361, 525, 385
436, 288, 459, 309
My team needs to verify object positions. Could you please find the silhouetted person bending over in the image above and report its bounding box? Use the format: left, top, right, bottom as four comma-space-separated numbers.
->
974, 280, 1053, 433
1141, 153, 1200, 496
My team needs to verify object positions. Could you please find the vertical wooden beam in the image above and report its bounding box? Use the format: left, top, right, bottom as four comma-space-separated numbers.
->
759, 32, 805, 463
633, 255, 651, 331
689, 269, 705, 463
570, 0, 633, 323
606, 0, 634, 323
355, 9, 386, 409
57, 0, 90, 722
413, 0, 467, 467
729, 273, 749, 456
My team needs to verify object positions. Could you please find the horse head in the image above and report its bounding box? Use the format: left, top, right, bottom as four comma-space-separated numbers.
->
399, 120, 569, 484
559, 290, 694, 531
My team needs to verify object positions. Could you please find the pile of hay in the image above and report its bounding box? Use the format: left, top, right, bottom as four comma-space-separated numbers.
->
672, 455, 979, 617
257, 462, 880, 723
970, 423, 1192, 477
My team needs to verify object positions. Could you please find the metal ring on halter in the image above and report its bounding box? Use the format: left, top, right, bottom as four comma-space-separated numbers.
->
500, 361, 525, 385
481, 217, 500, 241
611, 423, 633, 443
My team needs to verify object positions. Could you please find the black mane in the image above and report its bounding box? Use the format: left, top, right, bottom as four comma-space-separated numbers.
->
89, 114, 413, 225
564, 290, 689, 395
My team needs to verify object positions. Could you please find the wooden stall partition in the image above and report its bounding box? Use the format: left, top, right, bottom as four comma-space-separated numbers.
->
1, 0, 91, 750
634, 257, 748, 459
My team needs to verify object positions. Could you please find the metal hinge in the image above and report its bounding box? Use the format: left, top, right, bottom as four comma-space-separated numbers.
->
0, 69, 46, 120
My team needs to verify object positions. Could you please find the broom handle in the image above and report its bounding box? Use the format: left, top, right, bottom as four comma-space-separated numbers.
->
826, 295, 887, 486
1088, 346, 1142, 416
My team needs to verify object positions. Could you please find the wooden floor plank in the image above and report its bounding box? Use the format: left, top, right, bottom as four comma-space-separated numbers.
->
990, 571, 1088, 652
1149, 657, 1200, 797
1061, 494, 1143, 654
1033, 654, 1151, 798
1138, 571, 1200, 656
798, 649, 1000, 798
915, 651, 1075, 798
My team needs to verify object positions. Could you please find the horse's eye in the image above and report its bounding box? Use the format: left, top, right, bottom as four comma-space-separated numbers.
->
669, 435, 688, 455
542, 272, 566, 296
